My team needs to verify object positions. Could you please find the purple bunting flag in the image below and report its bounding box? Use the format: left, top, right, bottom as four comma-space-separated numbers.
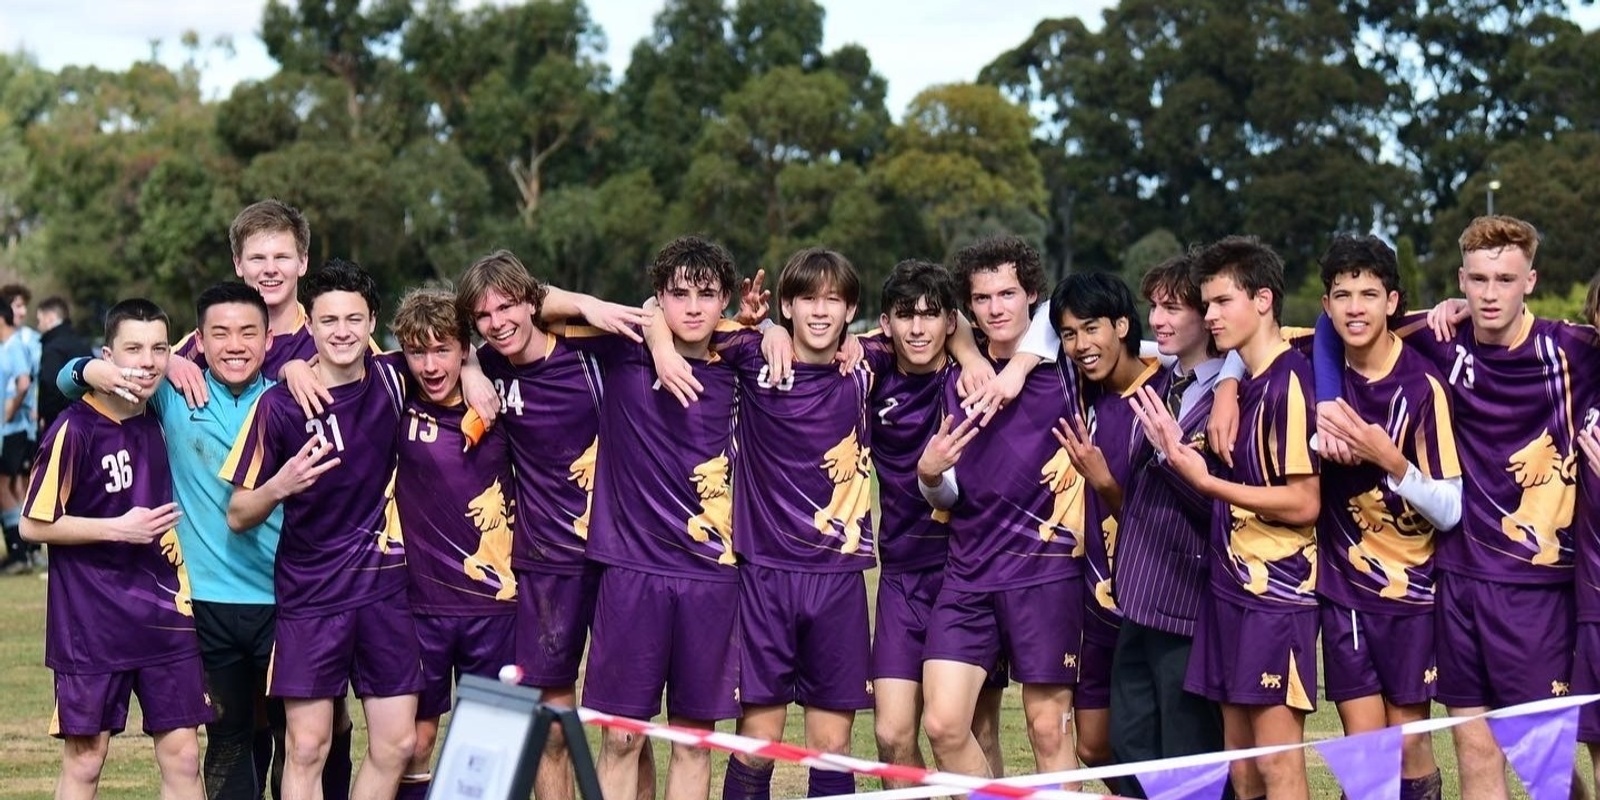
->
1487, 704, 1580, 800
1133, 760, 1230, 800
1317, 725, 1401, 800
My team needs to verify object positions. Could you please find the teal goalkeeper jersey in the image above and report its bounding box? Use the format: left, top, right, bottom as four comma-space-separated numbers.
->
59, 359, 280, 604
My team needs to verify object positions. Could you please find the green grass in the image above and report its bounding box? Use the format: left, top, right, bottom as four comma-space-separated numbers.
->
0, 570, 1581, 798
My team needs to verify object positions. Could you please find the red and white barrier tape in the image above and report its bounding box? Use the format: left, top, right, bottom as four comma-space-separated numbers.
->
576, 707, 1117, 800
577, 694, 1600, 800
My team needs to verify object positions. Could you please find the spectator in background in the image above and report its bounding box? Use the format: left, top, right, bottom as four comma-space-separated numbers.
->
0, 302, 33, 572
0, 286, 39, 544
0, 284, 39, 431
37, 296, 87, 436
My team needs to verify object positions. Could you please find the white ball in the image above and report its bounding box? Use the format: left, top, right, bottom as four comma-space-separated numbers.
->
498, 664, 523, 684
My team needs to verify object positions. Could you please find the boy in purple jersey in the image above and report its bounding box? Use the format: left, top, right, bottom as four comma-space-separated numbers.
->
386, 288, 514, 800
857, 260, 1007, 786
457, 250, 647, 800
917, 236, 1086, 781
570, 236, 744, 800
21, 299, 209, 800
1344, 216, 1600, 798
174, 201, 319, 386
1574, 289, 1600, 794
1047, 271, 1161, 787
1133, 237, 1321, 800
1309, 236, 1459, 800
679, 247, 874, 800
223, 260, 422, 800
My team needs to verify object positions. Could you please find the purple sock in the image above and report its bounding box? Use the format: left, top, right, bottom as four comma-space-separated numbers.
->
1400, 771, 1442, 800
722, 757, 774, 800
322, 726, 354, 800
396, 776, 432, 800
807, 768, 855, 798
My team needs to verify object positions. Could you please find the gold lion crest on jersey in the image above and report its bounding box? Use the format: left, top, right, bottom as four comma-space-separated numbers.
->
463, 478, 517, 600
814, 431, 872, 553
687, 453, 736, 565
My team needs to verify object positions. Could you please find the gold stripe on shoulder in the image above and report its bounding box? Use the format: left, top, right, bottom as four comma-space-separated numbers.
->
23, 419, 73, 522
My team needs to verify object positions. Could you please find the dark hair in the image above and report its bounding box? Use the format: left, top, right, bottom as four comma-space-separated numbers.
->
104, 298, 170, 345
778, 247, 860, 314
38, 296, 69, 322
196, 282, 269, 329
1051, 272, 1142, 357
881, 259, 957, 318
457, 249, 547, 325
951, 236, 1047, 310
0, 303, 12, 328
300, 258, 380, 317
650, 235, 737, 300
1319, 235, 1406, 326
230, 199, 310, 260
1139, 249, 1203, 310
0, 284, 31, 307
1192, 235, 1287, 322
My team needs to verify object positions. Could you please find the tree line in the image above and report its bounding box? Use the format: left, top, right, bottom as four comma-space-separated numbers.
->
2, 0, 1598, 331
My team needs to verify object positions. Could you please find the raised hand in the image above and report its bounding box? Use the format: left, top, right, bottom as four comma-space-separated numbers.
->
1319, 399, 1407, 476
1053, 415, 1112, 492
917, 414, 982, 482
1130, 385, 1211, 484
267, 435, 342, 500
736, 268, 771, 326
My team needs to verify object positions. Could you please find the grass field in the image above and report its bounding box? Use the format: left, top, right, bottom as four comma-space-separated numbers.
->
0, 569, 1574, 799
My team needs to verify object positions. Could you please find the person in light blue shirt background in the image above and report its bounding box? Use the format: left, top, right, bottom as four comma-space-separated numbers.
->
0, 297, 35, 572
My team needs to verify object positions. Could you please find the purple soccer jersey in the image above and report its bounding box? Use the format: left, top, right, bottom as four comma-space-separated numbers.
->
477, 337, 603, 575
1582, 467, 1600, 622
176, 304, 321, 381
223, 355, 408, 618
944, 355, 1085, 591
861, 334, 952, 574
25, 398, 198, 672
715, 328, 876, 571
1210, 344, 1320, 610
396, 398, 517, 615
567, 326, 739, 580
1081, 358, 1163, 623
1393, 310, 1600, 584
1318, 340, 1459, 614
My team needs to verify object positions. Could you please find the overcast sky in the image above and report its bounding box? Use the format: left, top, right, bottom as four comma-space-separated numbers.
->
5, 0, 1599, 118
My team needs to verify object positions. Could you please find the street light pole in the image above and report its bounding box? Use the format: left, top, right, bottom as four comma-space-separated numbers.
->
1487, 179, 1501, 215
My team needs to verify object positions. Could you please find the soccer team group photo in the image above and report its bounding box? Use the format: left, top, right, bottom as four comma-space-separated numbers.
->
8, 193, 1600, 800
14, 0, 1600, 797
